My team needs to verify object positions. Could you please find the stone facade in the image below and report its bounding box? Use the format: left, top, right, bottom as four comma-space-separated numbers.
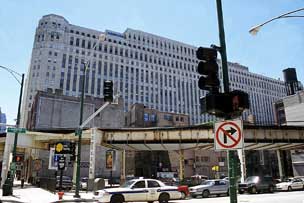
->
27, 90, 124, 130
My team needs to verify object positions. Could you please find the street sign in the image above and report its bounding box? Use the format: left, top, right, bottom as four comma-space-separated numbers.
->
58, 156, 66, 170
55, 141, 72, 154
7, 127, 26, 133
214, 120, 243, 150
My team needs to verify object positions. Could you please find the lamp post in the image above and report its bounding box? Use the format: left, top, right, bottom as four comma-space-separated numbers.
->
74, 34, 105, 198
249, 8, 304, 35
0, 65, 24, 194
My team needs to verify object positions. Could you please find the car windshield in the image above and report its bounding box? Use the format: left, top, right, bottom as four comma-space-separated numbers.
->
201, 180, 214, 186
245, 176, 259, 183
121, 180, 136, 188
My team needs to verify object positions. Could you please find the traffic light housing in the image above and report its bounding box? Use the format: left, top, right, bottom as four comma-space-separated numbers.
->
196, 47, 220, 93
103, 80, 113, 102
200, 90, 249, 118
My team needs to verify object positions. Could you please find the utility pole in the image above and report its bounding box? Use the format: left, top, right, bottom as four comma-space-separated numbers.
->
10, 73, 25, 193
74, 63, 87, 198
216, 0, 238, 202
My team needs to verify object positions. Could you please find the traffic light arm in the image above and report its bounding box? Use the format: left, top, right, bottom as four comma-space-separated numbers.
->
80, 102, 109, 129
79, 94, 119, 129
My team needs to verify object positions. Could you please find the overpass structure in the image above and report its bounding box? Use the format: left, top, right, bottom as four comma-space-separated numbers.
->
1, 124, 304, 185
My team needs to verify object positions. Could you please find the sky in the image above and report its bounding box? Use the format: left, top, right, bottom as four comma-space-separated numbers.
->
0, 0, 303, 124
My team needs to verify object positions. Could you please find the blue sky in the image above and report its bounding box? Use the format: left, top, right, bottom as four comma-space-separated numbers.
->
0, 0, 303, 124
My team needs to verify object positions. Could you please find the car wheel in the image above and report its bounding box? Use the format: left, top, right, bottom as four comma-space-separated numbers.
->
159, 193, 169, 203
269, 186, 274, 193
148, 202, 154, 203
180, 191, 186, 199
250, 186, 257, 194
110, 195, 124, 203
202, 190, 210, 198
288, 186, 292, 191
238, 190, 244, 194
227, 189, 230, 196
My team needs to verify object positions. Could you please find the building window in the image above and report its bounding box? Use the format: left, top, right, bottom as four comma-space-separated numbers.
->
201, 156, 209, 162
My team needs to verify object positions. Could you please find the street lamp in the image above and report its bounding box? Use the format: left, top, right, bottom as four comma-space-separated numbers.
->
249, 8, 304, 35
74, 33, 106, 198
0, 65, 24, 195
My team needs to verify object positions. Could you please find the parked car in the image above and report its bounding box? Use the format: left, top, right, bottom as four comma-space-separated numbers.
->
189, 179, 229, 198
276, 178, 304, 191
93, 178, 181, 203
238, 176, 275, 194
56, 176, 73, 191
180, 175, 207, 187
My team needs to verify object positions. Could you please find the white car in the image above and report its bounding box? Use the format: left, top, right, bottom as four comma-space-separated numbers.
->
93, 178, 181, 203
276, 178, 304, 191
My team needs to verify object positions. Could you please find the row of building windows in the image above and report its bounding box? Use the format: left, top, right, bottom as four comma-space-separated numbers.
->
68, 36, 196, 64
68, 27, 195, 56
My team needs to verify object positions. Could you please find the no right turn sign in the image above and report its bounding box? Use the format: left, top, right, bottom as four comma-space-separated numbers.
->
214, 120, 243, 150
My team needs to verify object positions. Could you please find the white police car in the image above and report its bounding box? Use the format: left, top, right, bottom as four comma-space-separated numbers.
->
93, 178, 181, 203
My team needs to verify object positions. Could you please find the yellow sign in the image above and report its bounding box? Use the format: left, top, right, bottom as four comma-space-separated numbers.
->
56, 143, 64, 153
212, 165, 219, 171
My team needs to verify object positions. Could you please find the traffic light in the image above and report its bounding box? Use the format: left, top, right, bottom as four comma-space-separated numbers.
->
196, 47, 220, 93
200, 91, 249, 118
200, 93, 232, 117
103, 80, 113, 102
230, 90, 250, 113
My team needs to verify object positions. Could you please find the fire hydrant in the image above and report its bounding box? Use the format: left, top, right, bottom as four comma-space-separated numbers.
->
58, 191, 64, 200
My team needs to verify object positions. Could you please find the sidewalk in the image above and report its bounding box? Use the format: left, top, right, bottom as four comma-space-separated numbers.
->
0, 181, 97, 203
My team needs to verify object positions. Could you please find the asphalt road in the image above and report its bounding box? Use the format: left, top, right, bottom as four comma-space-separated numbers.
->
165, 191, 304, 203
52, 191, 304, 203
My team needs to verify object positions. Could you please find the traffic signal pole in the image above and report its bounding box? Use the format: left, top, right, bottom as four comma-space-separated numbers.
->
8, 74, 24, 194
215, 0, 238, 202
74, 63, 87, 198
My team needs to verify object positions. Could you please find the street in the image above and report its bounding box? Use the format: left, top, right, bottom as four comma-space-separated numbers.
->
1, 184, 303, 203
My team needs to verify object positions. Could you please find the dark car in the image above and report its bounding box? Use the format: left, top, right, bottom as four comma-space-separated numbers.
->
238, 176, 275, 194
56, 176, 73, 190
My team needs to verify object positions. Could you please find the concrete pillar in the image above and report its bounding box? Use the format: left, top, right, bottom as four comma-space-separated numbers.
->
120, 150, 126, 184
89, 128, 97, 180
178, 149, 185, 180
276, 150, 283, 180
237, 149, 246, 182
1, 133, 13, 187
72, 145, 78, 185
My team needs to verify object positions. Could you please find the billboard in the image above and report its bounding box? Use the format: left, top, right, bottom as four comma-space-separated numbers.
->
106, 150, 116, 170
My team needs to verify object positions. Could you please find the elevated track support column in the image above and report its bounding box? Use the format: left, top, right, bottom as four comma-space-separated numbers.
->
237, 149, 246, 182
276, 150, 284, 180
120, 150, 126, 184
178, 149, 185, 180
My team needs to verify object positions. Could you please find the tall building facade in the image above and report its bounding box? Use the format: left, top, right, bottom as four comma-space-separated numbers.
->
21, 14, 286, 127
0, 108, 6, 134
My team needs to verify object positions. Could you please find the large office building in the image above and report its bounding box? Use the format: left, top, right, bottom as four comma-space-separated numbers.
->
21, 14, 286, 127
